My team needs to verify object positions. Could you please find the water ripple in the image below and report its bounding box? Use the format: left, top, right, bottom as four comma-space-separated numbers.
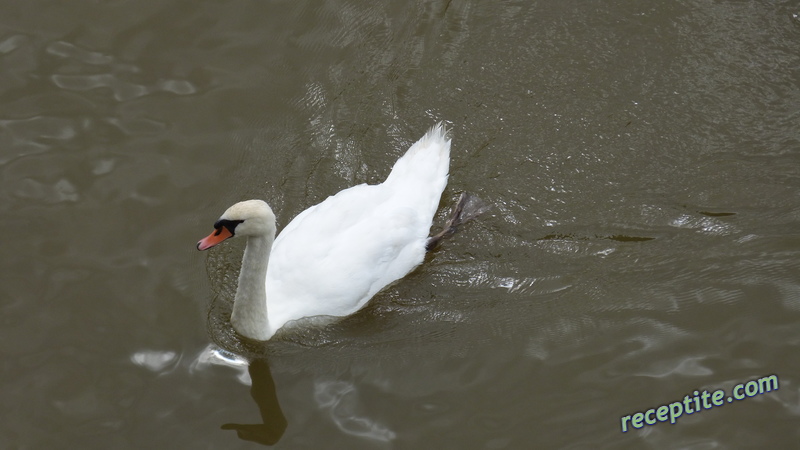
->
314, 380, 396, 442
130, 350, 178, 373
46, 39, 198, 101
51, 74, 198, 102
669, 213, 739, 236
46, 41, 114, 65
0, 116, 77, 164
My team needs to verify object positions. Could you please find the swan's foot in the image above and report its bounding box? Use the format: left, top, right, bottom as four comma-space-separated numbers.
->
426, 192, 490, 251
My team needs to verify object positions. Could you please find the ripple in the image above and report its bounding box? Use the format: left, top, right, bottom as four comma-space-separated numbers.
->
91, 158, 116, 175
491, 274, 572, 295
14, 178, 79, 203
51, 73, 197, 101
188, 344, 250, 384
105, 117, 167, 136
669, 213, 739, 235
635, 356, 714, 378
46, 41, 114, 65
314, 380, 397, 442
130, 350, 178, 373
157, 79, 197, 95
0, 116, 78, 164
51, 74, 149, 101
777, 280, 800, 312
43, 38, 199, 102
0, 34, 29, 55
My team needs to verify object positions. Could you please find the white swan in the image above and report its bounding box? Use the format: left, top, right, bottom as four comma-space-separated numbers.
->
198, 123, 454, 341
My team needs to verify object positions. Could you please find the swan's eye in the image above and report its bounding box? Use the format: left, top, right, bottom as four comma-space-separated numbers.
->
213, 219, 244, 236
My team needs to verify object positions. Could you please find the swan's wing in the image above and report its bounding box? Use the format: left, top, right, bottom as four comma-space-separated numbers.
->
265, 183, 428, 329
265, 124, 451, 331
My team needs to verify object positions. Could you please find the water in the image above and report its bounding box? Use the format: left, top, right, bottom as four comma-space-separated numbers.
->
2, 0, 799, 448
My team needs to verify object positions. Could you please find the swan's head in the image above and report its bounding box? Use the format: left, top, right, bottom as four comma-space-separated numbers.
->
197, 200, 276, 251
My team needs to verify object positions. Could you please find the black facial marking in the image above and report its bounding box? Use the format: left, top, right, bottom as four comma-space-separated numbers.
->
213, 219, 244, 236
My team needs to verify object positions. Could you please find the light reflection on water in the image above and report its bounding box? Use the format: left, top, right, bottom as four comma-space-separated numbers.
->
314, 380, 397, 443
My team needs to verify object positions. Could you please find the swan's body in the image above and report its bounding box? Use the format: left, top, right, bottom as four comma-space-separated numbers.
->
198, 124, 451, 341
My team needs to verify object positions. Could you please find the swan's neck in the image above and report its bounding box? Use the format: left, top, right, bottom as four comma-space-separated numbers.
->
230, 234, 274, 341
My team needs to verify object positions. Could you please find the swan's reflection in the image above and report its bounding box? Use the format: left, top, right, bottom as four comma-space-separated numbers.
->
221, 358, 287, 446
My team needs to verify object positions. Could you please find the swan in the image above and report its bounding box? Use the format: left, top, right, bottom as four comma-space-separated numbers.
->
198, 123, 474, 341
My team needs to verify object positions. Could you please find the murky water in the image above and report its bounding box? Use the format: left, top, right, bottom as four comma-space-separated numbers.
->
2, 0, 799, 448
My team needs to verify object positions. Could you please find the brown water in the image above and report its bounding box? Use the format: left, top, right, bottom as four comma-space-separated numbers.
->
2, 1, 799, 448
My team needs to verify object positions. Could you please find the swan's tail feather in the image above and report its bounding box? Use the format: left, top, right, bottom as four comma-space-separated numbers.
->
426, 192, 490, 251
385, 122, 451, 189
384, 123, 452, 221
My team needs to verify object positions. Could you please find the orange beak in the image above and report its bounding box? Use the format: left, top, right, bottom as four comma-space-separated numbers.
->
197, 226, 233, 251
